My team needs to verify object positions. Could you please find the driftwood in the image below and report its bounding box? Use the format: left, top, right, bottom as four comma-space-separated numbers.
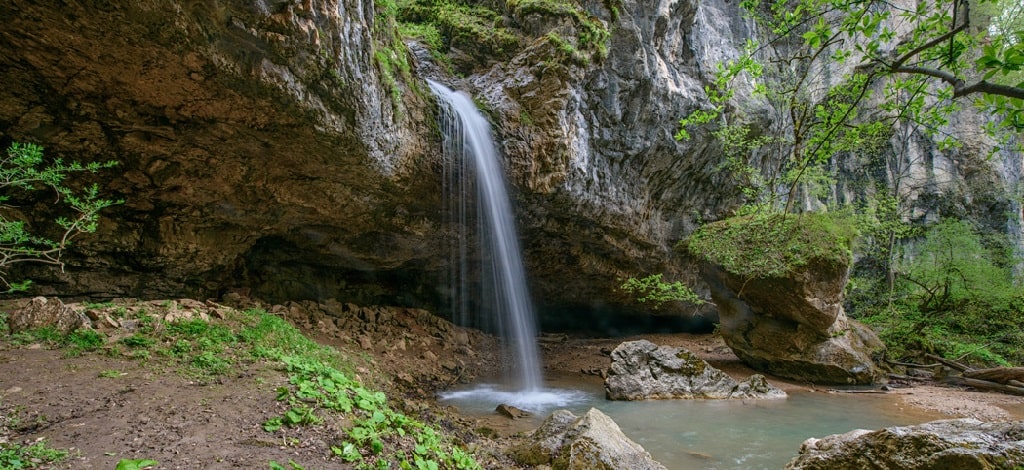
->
826, 388, 888, 394
924, 353, 971, 372
962, 367, 1024, 385
888, 373, 931, 382
944, 377, 1024, 397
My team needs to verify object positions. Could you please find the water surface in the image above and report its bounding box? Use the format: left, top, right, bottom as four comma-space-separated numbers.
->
441, 379, 940, 469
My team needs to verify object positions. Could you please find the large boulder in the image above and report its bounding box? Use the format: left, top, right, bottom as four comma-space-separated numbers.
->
604, 340, 786, 400
786, 418, 1024, 469
511, 408, 667, 470
691, 214, 885, 384
3, 297, 87, 334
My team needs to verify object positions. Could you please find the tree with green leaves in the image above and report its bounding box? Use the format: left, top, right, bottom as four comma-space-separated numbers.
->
0, 142, 119, 292
678, 0, 1023, 214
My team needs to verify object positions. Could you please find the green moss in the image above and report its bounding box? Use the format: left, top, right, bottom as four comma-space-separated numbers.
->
508, 0, 610, 64
435, 2, 519, 57
687, 212, 857, 279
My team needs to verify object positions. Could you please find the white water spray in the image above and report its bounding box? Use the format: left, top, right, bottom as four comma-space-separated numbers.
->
428, 80, 542, 392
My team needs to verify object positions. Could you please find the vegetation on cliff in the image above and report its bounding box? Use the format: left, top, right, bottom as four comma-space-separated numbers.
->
668, 0, 1024, 366
687, 212, 858, 279
391, 0, 611, 69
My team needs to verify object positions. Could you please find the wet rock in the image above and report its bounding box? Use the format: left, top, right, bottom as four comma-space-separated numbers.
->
495, 404, 531, 419
786, 418, 1024, 469
605, 340, 786, 400
5, 297, 87, 334
511, 408, 667, 470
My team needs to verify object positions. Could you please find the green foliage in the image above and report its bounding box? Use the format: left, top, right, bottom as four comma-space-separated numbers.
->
268, 460, 305, 470
0, 142, 120, 292
250, 311, 481, 469
433, 1, 519, 58
2, 305, 482, 467
688, 211, 858, 279
620, 274, 705, 308
0, 438, 68, 469
8, 326, 62, 346
849, 219, 1024, 365
115, 459, 159, 470
507, 0, 610, 63
64, 328, 104, 357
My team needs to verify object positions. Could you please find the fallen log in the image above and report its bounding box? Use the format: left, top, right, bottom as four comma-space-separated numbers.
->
943, 376, 1024, 397
887, 373, 931, 382
962, 367, 1024, 385
925, 354, 970, 372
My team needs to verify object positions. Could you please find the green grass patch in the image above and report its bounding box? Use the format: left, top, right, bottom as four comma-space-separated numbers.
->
0, 438, 69, 469
0, 304, 481, 468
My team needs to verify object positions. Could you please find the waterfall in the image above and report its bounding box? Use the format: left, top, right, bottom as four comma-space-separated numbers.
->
428, 80, 543, 392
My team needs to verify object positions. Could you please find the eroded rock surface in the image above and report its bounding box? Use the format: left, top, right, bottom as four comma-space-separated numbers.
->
4, 297, 87, 334
786, 418, 1024, 469
604, 339, 786, 400
511, 408, 668, 470
702, 259, 884, 385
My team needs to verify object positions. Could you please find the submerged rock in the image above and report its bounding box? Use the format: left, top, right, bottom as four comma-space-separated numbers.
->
786, 418, 1024, 469
604, 340, 786, 400
511, 408, 667, 470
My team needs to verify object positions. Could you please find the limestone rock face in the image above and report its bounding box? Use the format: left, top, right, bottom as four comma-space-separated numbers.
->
0, 0, 438, 305
0, 0, 1018, 332
511, 408, 668, 470
786, 419, 1024, 469
702, 260, 884, 384
605, 339, 786, 400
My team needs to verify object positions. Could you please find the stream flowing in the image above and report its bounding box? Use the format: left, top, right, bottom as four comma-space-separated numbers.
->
441, 378, 940, 469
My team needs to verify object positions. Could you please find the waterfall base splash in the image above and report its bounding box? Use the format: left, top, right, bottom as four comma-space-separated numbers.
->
439, 383, 591, 415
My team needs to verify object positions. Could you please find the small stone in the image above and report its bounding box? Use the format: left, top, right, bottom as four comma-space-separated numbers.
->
358, 335, 374, 350
496, 404, 531, 419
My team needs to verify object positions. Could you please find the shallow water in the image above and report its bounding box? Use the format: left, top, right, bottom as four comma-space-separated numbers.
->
440, 380, 940, 469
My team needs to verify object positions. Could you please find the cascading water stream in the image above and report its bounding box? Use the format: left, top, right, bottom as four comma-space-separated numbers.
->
428, 79, 543, 392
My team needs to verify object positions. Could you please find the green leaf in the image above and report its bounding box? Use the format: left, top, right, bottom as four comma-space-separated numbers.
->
115, 459, 160, 470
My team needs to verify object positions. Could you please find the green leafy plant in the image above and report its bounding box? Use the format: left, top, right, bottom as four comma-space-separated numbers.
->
0, 142, 120, 292
64, 328, 105, 357
115, 459, 159, 470
620, 274, 705, 308
0, 439, 69, 469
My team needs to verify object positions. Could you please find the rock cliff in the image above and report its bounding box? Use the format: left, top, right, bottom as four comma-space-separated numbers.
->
0, 0, 1019, 330
0, 0, 443, 306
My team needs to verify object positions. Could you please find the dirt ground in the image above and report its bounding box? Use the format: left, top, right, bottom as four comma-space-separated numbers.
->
2, 300, 1024, 469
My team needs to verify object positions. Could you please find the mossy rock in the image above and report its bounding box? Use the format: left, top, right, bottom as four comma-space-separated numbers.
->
686, 212, 857, 279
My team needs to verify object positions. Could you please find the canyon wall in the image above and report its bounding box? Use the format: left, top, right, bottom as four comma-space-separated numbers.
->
0, 0, 1019, 330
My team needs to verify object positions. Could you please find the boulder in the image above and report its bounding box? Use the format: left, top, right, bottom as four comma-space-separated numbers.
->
786, 418, 1024, 469
604, 340, 786, 400
702, 258, 884, 385
511, 408, 667, 470
5, 297, 87, 334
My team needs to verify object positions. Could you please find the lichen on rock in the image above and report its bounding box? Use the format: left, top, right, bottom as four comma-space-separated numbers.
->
604, 339, 787, 400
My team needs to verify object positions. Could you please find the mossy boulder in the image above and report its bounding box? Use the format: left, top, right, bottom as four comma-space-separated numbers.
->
689, 213, 884, 384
